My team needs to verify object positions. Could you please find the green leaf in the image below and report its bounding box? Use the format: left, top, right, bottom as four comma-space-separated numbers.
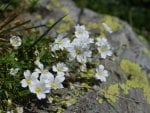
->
18, 90, 30, 97
4, 91, 8, 98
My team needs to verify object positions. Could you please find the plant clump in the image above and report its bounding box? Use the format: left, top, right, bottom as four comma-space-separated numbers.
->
0, 15, 114, 112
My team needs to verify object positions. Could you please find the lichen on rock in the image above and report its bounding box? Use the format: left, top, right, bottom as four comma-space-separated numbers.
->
120, 59, 150, 104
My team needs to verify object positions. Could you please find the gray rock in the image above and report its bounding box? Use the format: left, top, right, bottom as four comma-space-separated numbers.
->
22, 0, 150, 113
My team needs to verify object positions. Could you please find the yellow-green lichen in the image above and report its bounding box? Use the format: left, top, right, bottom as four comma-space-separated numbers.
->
57, 15, 74, 33
57, 22, 72, 33
48, 18, 55, 26
98, 59, 150, 105
120, 59, 150, 103
61, 7, 70, 14
80, 69, 95, 79
82, 15, 122, 38
74, 88, 85, 97
119, 83, 130, 95
60, 96, 77, 107
96, 97, 103, 104
144, 48, 150, 58
35, 14, 42, 20
100, 15, 121, 32
50, 0, 61, 8
101, 84, 120, 103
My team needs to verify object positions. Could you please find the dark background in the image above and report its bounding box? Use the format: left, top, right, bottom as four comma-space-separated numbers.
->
73, 0, 150, 42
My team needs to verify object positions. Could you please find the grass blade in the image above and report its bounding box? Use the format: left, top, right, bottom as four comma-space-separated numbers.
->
15, 24, 47, 31
0, 20, 31, 35
30, 15, 66, 48
0, 15, 18, 30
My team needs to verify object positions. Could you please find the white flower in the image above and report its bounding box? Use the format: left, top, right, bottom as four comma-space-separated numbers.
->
52, 62, 68, 76
7, 99, 12, 105
102, 22, 112, 33
29, 80, 50, 100
97, 44, 112, 59
47, 96, 53, 103
75, 25, 89, 38
10, 68, 19, 76
72, 36, 93, 47
7, 110, 14, 113
95, 65, 109, 82
68, 44, 92, 63
80, 63, 87, 72
96, 37, 112, 59
45, 75, 65, 90
20, 70, 38, 88
51, 34, 70, 52
10, 36, 22, 49
34, 49, 39, 56
34, 62, 53, 83
34, 57, 40, 66
16, 106, 23, 113
96, 38, 108, 47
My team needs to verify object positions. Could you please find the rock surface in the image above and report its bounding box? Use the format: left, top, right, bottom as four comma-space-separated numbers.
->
22, 0, 150, 113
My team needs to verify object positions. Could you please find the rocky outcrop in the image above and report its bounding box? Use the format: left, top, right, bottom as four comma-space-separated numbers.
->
22, 0, 150, 113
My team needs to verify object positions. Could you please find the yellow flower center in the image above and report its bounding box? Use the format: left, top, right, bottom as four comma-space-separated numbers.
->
57, 40, 63, 45
51, 82, 57, 89
35, 87, 42, 93
58, 67, 62, 72
11, 39, 20, 46
101, 47, 106, 52
98, 70, 103, 76
75, 49, 81, 55
77, 31, 83, 35
26, 79, 31, 85
41, 70, 46, 74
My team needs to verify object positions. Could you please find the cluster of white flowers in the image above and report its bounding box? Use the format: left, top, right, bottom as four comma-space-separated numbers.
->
21, 61, 68, 100
50, 24, 113, 83
67, 25, 93, 63
20, 24, 113, 100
